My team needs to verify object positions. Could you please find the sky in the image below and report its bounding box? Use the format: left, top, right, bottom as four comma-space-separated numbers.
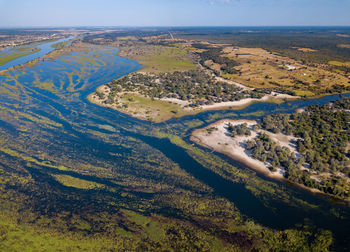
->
0, 0, 350, 27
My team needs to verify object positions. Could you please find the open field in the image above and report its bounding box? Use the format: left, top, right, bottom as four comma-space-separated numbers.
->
176, 28, 350, 65
51, 174, 105, 189
291, 47, 318, 52
118, 44, 196, 73
329, 60, 350, 67
85, 32, 197, 73
88, 87, 196, 123
215, 46, 350, 97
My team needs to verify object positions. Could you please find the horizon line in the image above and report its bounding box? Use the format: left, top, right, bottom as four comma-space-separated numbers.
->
1, 25, 350, 29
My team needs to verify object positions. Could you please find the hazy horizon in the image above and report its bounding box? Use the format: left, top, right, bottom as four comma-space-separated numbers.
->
1, 0, 349, 27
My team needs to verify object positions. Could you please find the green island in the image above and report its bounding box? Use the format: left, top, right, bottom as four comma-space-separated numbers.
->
192, 98, 350, 199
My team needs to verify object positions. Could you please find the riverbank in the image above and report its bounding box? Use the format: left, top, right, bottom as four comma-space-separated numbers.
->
88, 89, 298, 123
191, 119, 287, 180
87, 86, 198, 123
191, 118, 350, 202
88, 80, 299, 123
0, 36, 76, 74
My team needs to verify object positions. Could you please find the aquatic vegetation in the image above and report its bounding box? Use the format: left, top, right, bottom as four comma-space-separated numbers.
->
0, 48, 40, 66
51, 174, 105, 189
0, 39, 349, 251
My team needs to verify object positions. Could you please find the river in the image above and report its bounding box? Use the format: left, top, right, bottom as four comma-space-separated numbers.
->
0, 39, 349, 250
0, 36, 75, 71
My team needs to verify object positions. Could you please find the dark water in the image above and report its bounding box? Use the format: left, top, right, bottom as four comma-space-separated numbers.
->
1, 40, 350, 250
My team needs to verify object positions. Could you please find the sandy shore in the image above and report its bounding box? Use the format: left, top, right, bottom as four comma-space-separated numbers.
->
89, 85, 299, 123
190, 119, 297, 180
200, 92, 298, 110
191, 119, 350, 202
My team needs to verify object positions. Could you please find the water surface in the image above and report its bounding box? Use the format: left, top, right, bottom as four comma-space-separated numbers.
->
0, 41, 350, 250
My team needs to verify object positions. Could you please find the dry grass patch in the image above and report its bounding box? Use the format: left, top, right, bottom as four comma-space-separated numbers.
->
337, 44, 350, 49
291, 47, 318, 52
329, 61, 350, 67
218, 47, 350, 96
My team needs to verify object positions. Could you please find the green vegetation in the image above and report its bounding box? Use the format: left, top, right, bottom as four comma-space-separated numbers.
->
258, 98, 350, 198
139, 45, 196, 72
90, 69, 269, 122
51, 174, 105, 189
105, 70, 265, 107
51, 41, 68, 50
246, 133, 297, 172
0, 28, 349, 251
177, 28, 350, 66
227, 122, 251, 137
194, 44, 239, 75
105, 92, 194, 122
0, 48, 40, 65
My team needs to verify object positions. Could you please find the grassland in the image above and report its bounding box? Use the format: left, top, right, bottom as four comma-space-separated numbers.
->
329, 60, 350, 67
51, 41, 68, 50
127, 45, 195, 73
88, 89, 196, 122
51, 174, 105, 189
216, 47, 350, 97
291, 47, 318, 52
115, 39, 196, 73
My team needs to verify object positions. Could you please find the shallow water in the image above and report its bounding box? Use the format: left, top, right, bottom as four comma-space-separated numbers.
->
0, 40, 350, 249
0, 36, 75, 71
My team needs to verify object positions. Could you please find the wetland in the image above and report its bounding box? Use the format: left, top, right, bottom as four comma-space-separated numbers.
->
1, 28, 350, 251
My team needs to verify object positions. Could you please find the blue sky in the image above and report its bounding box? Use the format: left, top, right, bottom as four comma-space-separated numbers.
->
0, 0, 349, 27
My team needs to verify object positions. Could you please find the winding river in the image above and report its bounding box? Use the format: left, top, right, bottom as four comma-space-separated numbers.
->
1, 39, 350, 250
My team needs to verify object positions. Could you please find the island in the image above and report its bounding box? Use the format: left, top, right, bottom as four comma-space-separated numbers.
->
88, 70, 295, 122
87, 33, 350, 122
192, 98, 350, 199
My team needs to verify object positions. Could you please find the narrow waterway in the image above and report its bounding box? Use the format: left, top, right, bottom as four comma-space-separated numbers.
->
0, 36, 75, 71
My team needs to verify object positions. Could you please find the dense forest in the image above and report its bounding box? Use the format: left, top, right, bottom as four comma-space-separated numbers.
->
248, 98, 350, 198
101, 70, 266, 107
